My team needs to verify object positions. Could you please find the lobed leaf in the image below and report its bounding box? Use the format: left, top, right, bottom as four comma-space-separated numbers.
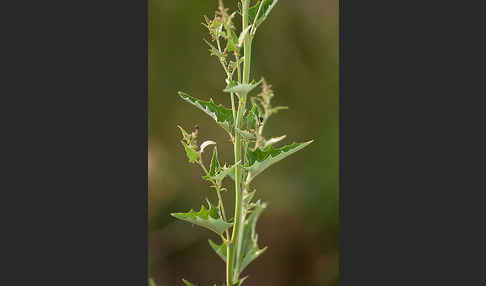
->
171, 201, 233, 235
246, 141, 313, 183
179, 92, 234, 133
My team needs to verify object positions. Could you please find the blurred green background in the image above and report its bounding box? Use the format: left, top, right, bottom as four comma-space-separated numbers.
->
148, 1, 338, 285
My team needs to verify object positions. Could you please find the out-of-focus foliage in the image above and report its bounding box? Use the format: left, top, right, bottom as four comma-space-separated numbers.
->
149, 0, 338, 285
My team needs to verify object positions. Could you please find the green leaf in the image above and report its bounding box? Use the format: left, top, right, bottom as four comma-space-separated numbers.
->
179, 92, 234, 133
208, 201, 267, 273
226, 29, 239, 52
171, 201, 233, 235
208, 239, 227, 262
149, 278, 156, 286
182, 141, 200, 163
243, 189, 257, 209
246, 141, 313, 182
203, 39, 223, 58
262, 135, 286, 149
239, 200, 268, 272
209, 146, 221, 176
249, 0, 279, 31
182, 279, 195, 286
228, 166, 236, 181
223, 79, 262, 95
232, 277, 248, 286
236, 128, 256, 141
244, 104, 260, 130
206, 161, 241, 183
178, 125, 191, 142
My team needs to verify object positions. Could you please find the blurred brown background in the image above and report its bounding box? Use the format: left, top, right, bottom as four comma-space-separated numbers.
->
148, 0, 338, 285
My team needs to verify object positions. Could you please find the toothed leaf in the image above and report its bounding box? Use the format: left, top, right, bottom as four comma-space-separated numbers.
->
223, 79, 262, 95
244, 104, 261, 130
206, 161, 241, 183
246, 141, 313, 182
171, 201, 233, 235
209, 146, 221, 176
243, 190, 257, 209
236, 128, 256, 141
239, 201, 268, 272
178, 125, 192, 142
208, 239, 227, 262
226, 29, 239, 52
179, 92, 234, 133
182, 141, 200, 163
209, 201, 268, 271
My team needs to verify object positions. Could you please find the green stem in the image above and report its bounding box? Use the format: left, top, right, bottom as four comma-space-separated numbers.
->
230, 92, 236, 121
229, 1, 253, 283
226, 244, 233, 286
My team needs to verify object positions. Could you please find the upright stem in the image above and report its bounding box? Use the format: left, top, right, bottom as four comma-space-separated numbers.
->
228, 1, 253, 284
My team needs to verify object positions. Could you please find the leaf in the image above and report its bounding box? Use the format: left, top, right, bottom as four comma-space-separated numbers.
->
179, 92, 234, 133
236, 128, 256, 141
203, 39, 223, 58
239, 200, 268, 272
182, 279, 195, 286
243, 189, 257, 209
209, 146, 221, 176
182, 141, 200, 163
271, 106, 289, 114
206, 161, 241, 183
244, 104, 260, 130
200, 140, 216, 154
232, 277, 248, 286
208, 239, 227, 262
263, 135, 286, 149
223, 79, 262, 95
246, 141, 313, 182
178, 125, 191, 142
208, 201, 267, 273
149, 278, 156, 286
171, 201, 233, 235
249, 0, 279, 31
